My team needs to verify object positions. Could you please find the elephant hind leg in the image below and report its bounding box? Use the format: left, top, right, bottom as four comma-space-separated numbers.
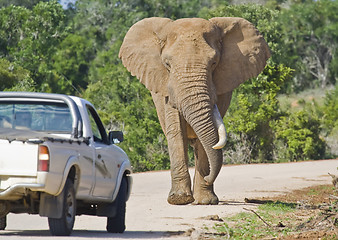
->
192, 140, 219, 205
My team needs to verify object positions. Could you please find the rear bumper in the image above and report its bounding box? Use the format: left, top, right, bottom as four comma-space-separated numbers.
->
0, 183, 45, 199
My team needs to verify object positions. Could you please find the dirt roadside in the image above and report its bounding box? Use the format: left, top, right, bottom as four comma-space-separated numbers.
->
2, 159, 338, 239
125, 159, 338, 239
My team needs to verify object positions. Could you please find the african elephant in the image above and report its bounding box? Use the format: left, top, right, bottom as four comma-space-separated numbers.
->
119, 17, 270, 205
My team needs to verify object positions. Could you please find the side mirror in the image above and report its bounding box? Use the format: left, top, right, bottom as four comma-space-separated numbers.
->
108, 131, 124, 144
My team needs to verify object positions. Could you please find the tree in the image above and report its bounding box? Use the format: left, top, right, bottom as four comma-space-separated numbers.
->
0, 5, 30, 57
0, 0, 42, 9
52, 34, 96, 94
279, 0, 338, 90
0, 58, 35, 91
0, 1, 68, 92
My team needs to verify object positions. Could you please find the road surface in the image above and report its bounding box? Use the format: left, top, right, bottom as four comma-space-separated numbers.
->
1, 159, 338, 239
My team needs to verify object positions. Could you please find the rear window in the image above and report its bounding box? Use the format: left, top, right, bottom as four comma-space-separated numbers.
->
0, 101, 72, 133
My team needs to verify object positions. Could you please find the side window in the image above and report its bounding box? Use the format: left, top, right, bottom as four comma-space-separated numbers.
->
86, 106, 108, 144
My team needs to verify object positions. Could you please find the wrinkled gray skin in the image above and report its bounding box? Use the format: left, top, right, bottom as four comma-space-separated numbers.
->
119, 17, 270, 205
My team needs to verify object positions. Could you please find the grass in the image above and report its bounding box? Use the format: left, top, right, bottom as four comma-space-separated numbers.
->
307, 185, 332, 196
212, 202, 296, 239
278, 87, 331, 112
206, 184, 338, 240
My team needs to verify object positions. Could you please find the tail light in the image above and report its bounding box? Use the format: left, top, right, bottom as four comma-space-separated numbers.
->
38, 145, 50, 172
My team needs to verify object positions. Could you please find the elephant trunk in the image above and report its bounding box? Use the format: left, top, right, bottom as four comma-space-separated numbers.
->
176, 72, 225, 185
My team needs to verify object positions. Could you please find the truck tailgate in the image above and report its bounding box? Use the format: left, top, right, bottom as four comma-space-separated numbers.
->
0, 140, 38, 177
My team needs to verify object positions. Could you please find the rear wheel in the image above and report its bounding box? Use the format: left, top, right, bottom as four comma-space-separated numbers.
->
106, 177, 127, 233
0, 215, 6, 230
48, 179, 76, 236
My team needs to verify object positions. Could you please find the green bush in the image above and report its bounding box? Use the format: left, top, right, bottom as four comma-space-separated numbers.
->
320, 85, 338, 157
0, 58, 35, 91
321, 85, 338, 135
223, 64, 329, 163
224, 64, 294, 163
272, 110, 326, 161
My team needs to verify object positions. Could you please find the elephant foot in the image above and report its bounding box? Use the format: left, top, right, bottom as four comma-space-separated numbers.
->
193, 189, 219, 205
167, 189, 194, 205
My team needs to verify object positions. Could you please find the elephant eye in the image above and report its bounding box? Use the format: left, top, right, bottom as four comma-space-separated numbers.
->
211, 61, 217, 69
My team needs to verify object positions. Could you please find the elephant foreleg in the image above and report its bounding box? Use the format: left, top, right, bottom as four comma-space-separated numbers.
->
165, 103, 194, 205
192, 139, 219, 205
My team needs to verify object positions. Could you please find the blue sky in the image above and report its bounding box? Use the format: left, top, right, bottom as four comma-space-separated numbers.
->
59, 0, 77, 9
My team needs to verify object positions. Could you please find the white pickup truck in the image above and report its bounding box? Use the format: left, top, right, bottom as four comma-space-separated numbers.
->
0, 92, 132, 236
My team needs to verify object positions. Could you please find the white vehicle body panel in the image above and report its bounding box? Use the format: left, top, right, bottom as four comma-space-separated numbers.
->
0, 140, 38, 177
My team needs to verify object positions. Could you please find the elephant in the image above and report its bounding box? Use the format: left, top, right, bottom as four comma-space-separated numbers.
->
119, 17, 270, 205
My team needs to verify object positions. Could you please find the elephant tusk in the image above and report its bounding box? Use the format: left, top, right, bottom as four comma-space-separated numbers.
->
212, 105, 227, 150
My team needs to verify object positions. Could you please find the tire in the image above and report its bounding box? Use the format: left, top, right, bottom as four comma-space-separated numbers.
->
48, 179, 76, 236
106, 177, 127, 233
0, 215, 6, 230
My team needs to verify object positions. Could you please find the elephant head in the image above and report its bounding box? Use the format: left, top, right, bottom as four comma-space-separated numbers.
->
119, 17, 270, 185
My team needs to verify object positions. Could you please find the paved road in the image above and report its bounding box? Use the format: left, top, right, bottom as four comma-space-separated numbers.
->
1, 159, 338, 239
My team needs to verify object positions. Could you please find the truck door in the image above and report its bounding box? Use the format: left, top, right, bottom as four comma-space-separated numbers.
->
86, 106, 119, 198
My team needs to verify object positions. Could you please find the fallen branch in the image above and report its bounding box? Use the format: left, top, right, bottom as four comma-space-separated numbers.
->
243, 208, 272, 227
244, 198, 274, 204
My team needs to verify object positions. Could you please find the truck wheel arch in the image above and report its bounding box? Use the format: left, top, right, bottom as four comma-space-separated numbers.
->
67, 165, 80, 192
112, 161, 132, 202
56, 156, 81, 196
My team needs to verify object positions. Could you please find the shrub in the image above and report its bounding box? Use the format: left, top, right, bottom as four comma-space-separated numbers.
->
224, 64, 293, 163
224, 64, 329, 163
321, 85, 338, 135
320, 85, 338, 157
272, 110, 326, 161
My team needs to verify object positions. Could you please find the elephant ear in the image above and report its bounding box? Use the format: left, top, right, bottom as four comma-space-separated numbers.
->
209, 17, 270, 94
119, 17, 172, 96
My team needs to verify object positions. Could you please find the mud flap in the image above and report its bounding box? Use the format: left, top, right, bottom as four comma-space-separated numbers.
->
39, 192, 65, 218
96, 201, 117, 217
